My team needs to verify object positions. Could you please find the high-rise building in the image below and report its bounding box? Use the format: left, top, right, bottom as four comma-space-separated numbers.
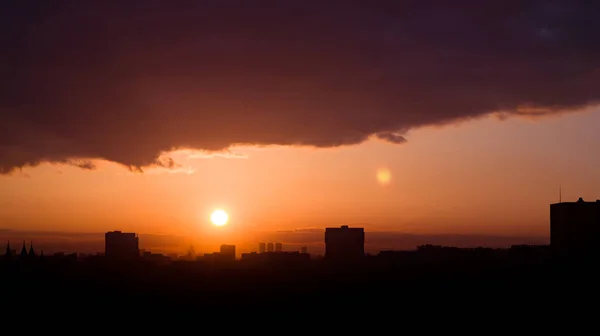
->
219, 244, 236, 261
275, 242, 283, 252
259, 242, 266, 254
551, 197, 600, 259
325, 225, 365, 260
267, 243, 274, 252
301, 246, 308, 254
105, 231, 139, 261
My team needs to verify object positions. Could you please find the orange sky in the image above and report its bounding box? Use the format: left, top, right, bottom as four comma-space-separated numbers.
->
2, 108, 599, 252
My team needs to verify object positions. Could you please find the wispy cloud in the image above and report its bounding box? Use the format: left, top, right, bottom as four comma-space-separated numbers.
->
154, 166, 196, 175
139, 166, 196, 175
186, 150, 248, 160
275, 227, 323, 233
118, 165, 196, 176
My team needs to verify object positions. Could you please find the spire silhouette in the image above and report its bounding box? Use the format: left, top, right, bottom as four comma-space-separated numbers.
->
20, 240, 27, 258
28, 241, 35, 257
5, 240, 11, 259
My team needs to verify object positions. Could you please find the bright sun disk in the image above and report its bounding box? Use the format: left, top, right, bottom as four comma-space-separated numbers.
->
210, 209, 229, 226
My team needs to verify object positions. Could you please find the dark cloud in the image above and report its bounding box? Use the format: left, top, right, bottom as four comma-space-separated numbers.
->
1, 1, 599, 173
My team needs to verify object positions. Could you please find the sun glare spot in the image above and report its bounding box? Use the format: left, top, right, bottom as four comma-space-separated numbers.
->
376, 168, 392, 185
210, 209, 229, 226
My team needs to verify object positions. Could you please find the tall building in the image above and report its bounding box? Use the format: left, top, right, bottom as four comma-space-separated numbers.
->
325, 225, 365, 260
259, 242, 266, 254
551, 197, 600, 259
267, 243, 274, 252
219, 244, 236, 261
275, 242, 283, 252
301, 246, 308, 254
105, 231, 139, 260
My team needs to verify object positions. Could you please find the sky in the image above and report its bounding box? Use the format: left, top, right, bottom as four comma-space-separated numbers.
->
1, 1, 599, 254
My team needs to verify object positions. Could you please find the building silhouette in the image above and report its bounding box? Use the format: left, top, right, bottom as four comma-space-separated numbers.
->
258, 242, 266, 253
275, 242, 283, 252
267, 243, 274, 252
105, 231, 139, 261
551, 197, 600, 259
219, 244, 236, 261
325, 225, 365, 261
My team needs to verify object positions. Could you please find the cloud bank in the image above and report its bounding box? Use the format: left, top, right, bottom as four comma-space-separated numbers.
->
1, 1, 599, 173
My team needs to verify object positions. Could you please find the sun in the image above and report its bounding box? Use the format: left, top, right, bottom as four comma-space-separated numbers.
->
210, 209, 229, 227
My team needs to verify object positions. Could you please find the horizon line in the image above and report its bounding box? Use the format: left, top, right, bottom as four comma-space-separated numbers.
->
0, 227, 548, 238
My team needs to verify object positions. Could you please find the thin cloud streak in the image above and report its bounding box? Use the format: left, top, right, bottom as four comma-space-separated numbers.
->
186, 150, 248, 160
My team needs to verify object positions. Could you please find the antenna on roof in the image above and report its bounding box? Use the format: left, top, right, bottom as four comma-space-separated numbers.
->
559, 184, 562, 203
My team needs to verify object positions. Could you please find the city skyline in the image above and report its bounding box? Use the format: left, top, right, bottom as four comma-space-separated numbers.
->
0, 223, 554, 257
4, 195, 597, 262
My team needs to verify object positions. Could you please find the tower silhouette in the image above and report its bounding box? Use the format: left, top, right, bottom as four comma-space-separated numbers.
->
5, 241, 11, 260
20, 240, 27, 259
28, 241, 35, 257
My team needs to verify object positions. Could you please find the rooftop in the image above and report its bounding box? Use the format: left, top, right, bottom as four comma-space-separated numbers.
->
552, 197, 600, 205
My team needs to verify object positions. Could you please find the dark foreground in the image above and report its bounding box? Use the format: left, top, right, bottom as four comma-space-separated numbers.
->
2, 256, 597, 315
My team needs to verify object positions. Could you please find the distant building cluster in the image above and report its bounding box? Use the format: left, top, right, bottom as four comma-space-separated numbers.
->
259, 242, 284, 253
241, 242, 310, 263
